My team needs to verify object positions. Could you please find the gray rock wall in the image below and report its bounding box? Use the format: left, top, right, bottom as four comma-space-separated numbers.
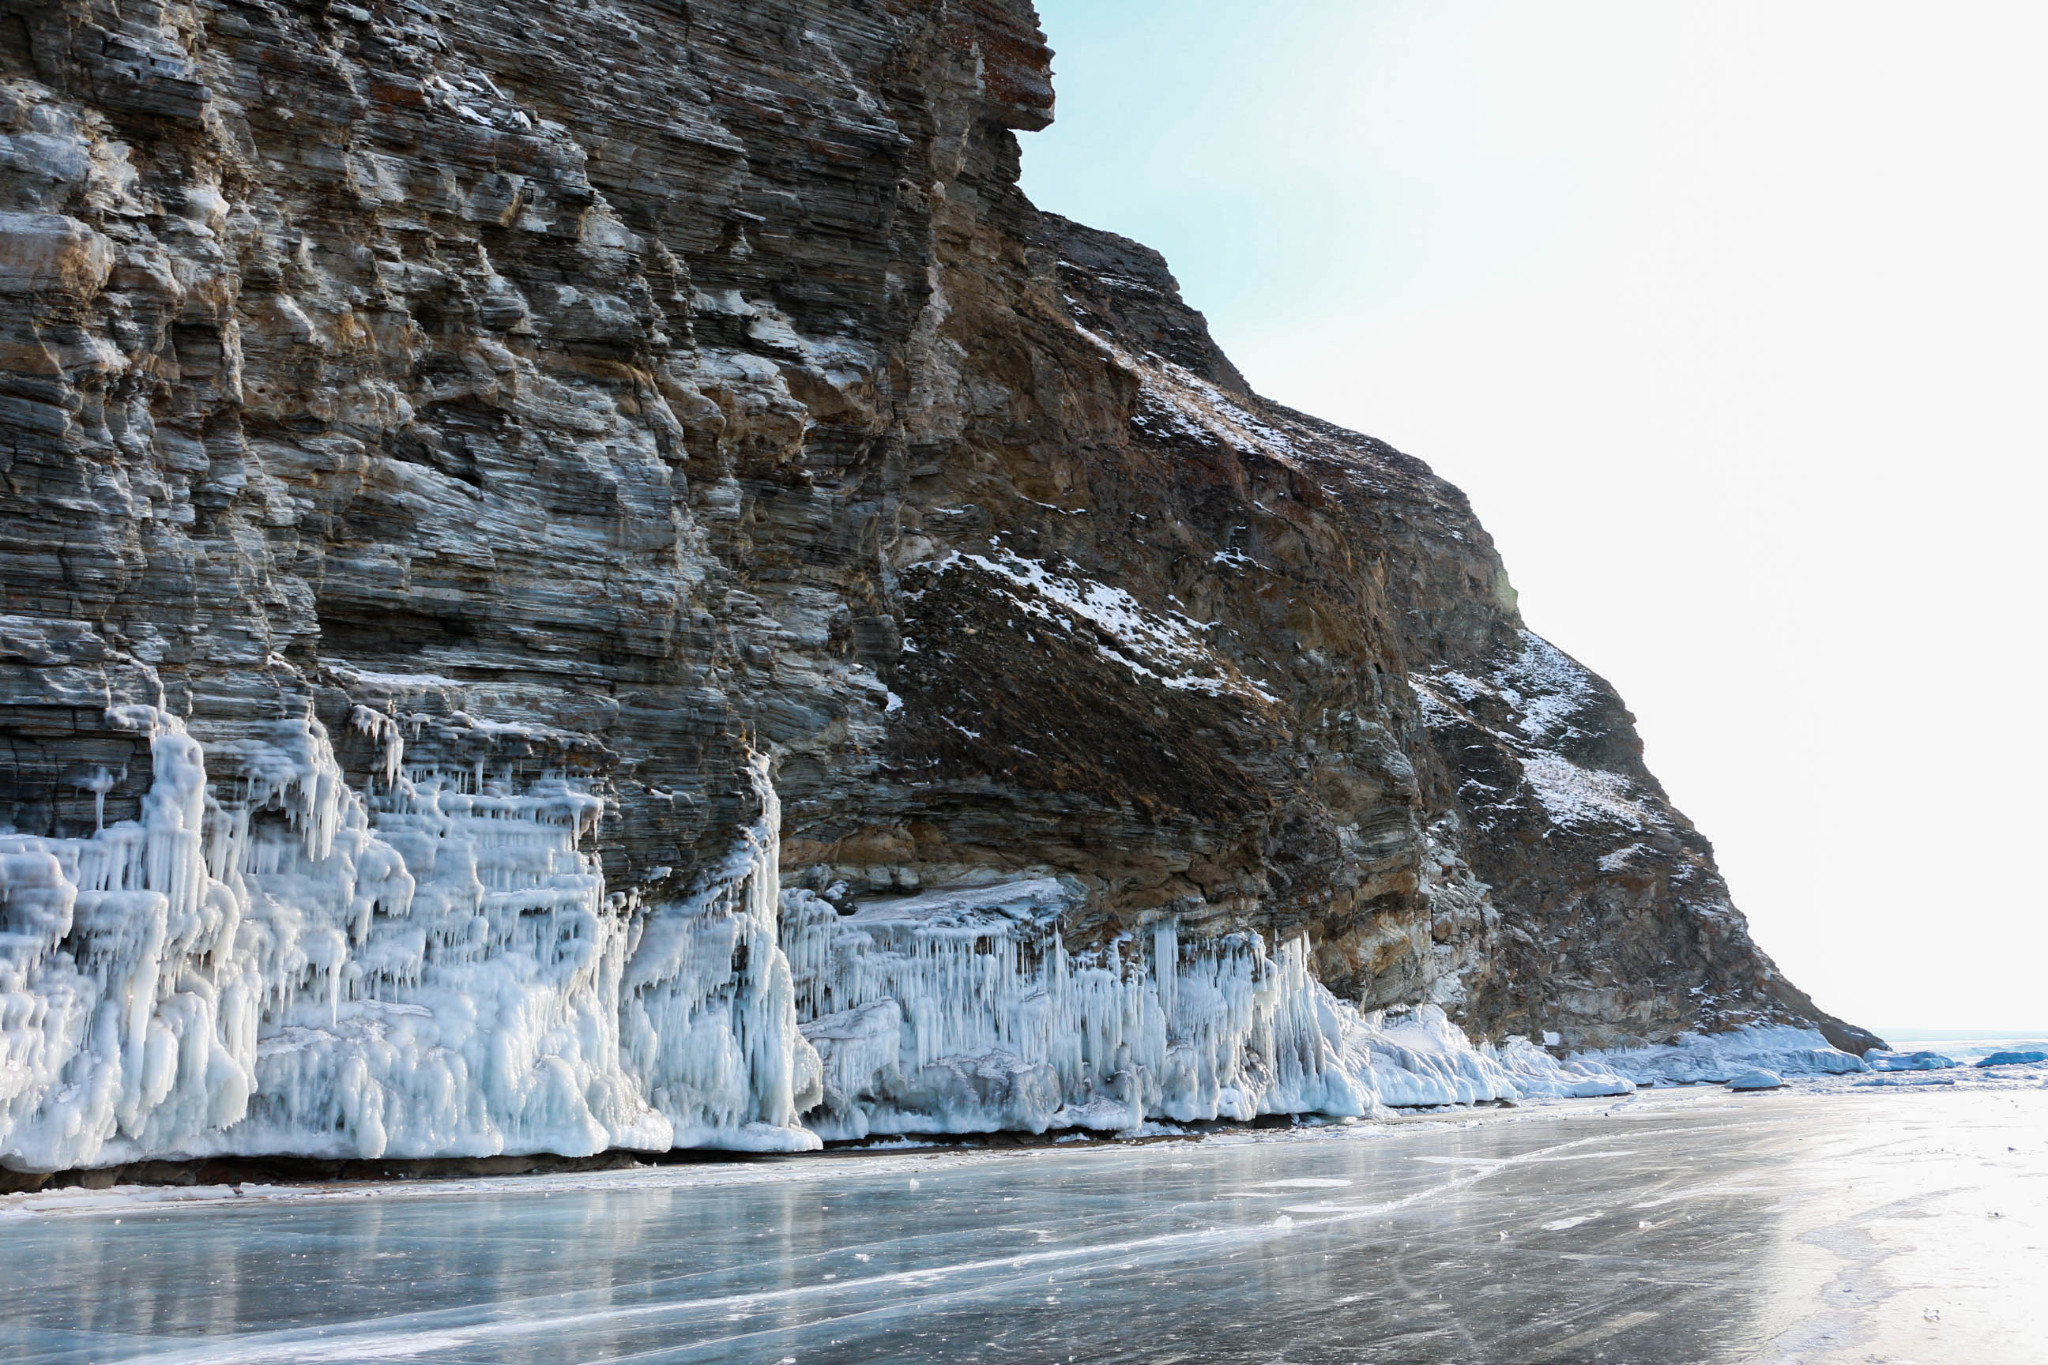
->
0, 0, 1871, 1172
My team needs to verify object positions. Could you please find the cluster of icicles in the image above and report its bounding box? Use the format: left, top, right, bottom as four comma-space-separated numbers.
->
780, 883, 1634, 1141
0, 706, 1630, 1174
0, 706, 806, 1172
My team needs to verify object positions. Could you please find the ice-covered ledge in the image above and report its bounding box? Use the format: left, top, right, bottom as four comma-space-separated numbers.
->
19, 712, 1876, 1177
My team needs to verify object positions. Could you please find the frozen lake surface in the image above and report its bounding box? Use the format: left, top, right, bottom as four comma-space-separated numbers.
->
4, 1086, 2044, 1363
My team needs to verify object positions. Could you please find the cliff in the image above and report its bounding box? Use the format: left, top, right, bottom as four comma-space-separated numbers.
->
0, 0, 1873, 1173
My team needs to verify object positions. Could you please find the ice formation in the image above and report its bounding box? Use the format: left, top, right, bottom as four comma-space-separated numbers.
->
1582, 1025, 1867, 1087
2, 706, 1643, 1173
0, 707, 816, 1172
1725, 1069, 1784, 1091
781, 879, 1632, 1140
1865, 1050, 1958, 1072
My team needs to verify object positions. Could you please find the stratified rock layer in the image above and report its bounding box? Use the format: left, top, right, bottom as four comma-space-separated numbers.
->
0, 0, 1872, 1171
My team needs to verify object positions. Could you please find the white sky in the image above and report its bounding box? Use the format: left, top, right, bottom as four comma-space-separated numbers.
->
1020, 0, 2048, 1034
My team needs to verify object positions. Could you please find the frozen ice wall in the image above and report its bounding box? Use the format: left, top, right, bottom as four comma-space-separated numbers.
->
0, 707, 817, 1173
782, 879, 1635, 1140
2, 705, 1644, 1174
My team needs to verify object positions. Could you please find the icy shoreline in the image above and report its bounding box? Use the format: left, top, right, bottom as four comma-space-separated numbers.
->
9, 1066, 2045, 1223
4, 707, 1890, 1178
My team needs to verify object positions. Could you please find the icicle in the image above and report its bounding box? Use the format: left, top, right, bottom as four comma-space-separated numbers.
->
350, 705, 404, 789
74, 766, 118, 833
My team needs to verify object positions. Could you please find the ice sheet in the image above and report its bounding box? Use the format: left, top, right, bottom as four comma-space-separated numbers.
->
3, 1087, 2041, 1363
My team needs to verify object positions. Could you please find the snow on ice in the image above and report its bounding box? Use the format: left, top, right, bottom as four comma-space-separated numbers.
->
1866, 1049, 1958, 1072
1725, 1069, 1784, 1091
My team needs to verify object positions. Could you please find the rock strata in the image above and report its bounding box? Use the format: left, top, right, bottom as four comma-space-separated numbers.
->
0, 0, 1872, 1173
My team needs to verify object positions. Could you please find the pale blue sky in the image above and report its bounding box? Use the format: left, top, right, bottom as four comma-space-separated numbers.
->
1021, 1, 2048, 1033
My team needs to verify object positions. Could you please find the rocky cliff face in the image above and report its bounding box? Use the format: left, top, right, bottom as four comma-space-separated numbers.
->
0, 0, 1872, 1172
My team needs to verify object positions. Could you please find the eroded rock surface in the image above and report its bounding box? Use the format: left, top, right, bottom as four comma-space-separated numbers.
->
0, 0, 1872, 1171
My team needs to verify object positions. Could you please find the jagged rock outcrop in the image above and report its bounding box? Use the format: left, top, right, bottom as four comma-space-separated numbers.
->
0, 0, 1872, 1173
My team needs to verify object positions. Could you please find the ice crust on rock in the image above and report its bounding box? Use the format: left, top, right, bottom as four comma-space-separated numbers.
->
782, 878, 1632, 1139
1487, 1036, 1638, 1100
0, 708, 817, 1172
1, 710, 1642, 1172
1582, 1025, 1867, 1088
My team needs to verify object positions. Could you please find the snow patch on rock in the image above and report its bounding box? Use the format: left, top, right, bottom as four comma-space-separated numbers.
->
1411, 630, 1669, 837
924, 548, 1276, 703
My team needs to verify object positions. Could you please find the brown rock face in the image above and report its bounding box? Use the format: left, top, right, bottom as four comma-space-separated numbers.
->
0, 0, 1872, 1161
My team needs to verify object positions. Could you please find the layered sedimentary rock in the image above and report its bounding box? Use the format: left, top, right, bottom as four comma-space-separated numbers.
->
0, 0, 1873, 1172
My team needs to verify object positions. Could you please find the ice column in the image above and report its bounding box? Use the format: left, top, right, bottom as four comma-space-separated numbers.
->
619, 753, 820, 1152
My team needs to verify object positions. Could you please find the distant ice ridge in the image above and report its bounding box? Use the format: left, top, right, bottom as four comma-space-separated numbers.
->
781, 880, 1634, 1140
1581, 1025, 1868, 1087
0, 706, 816, 1173
1865, 1050, 1958, 1072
